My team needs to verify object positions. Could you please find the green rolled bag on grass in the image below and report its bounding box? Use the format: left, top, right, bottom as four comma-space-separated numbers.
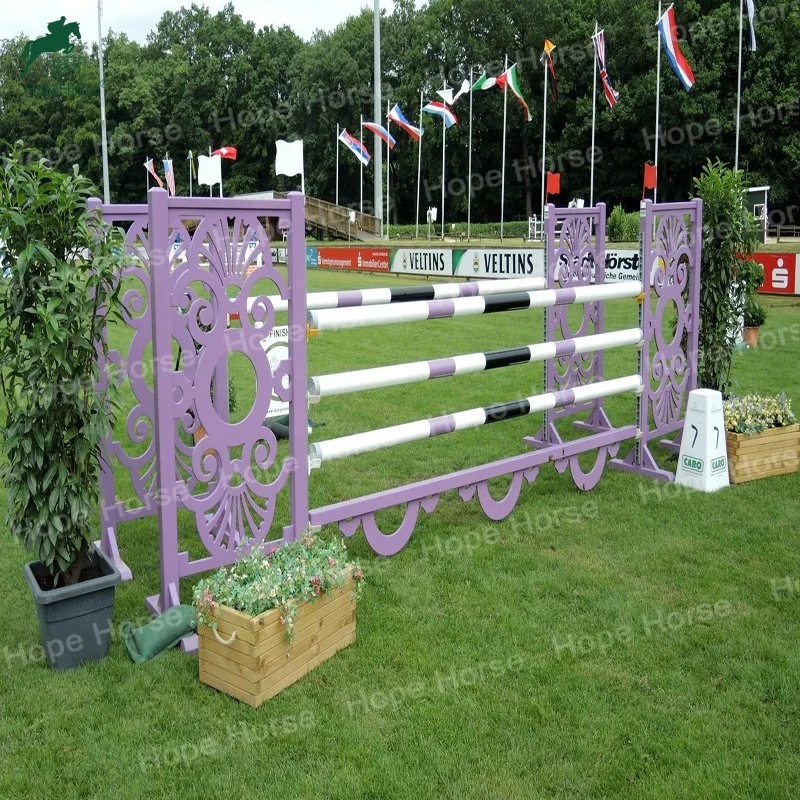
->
123, 605, 198, 663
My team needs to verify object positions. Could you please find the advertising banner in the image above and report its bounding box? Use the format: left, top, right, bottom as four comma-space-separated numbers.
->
453, 249, 544, 279
318, 247, 391, 272
391, 249, 454, 276
746, 253, 800, 296
261, 325, 289, 419
306, 247, 319, 268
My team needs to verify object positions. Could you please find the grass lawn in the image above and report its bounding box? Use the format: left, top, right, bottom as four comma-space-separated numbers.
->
1, 269, 799, 799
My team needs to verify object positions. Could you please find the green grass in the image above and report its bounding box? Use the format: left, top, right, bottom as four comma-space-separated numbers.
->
1, 270, 799, 799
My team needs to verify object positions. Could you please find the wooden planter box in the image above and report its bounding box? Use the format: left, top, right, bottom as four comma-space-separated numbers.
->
198, 572, 357, 707
726, 423, 800, 484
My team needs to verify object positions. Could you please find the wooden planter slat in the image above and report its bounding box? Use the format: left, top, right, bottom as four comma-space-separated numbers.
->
726, 424, 800, 484
198, 574, 357, 707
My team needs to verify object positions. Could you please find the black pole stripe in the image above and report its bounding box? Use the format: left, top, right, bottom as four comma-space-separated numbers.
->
483, 398, 531, 424
481, 292, 534, 314
389, 286, 436, 303
483, 346, 532, 370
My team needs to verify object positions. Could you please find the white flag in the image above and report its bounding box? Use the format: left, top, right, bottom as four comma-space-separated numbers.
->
275, 139, 305, 193
451, 78, 471, 104
745, 0, 756, 51
197, 154, 222, 187
437, 87, 454, 105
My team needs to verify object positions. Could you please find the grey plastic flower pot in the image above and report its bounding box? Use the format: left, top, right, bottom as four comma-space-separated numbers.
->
23, 546, 121, 670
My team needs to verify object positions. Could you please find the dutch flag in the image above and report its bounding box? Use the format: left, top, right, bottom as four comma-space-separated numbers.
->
656, 5, 695, 91
362, 121, 396, 149
388, 104, 424, 141
421, 100, 458, 128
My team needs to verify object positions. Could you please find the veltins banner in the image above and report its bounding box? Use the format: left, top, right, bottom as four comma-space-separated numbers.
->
390, 249, 454, 276
453, 249, 544, 279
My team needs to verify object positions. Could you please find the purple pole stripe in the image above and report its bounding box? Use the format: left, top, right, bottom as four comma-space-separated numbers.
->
553, 339, 578, 357
336, 290, 364, 308
458, 283, 480, 297
552, 288, 578, 305
428, 415, 457, 436
428, 357, 458, 378
552, 388, 577, 407
426, 299, 457, 319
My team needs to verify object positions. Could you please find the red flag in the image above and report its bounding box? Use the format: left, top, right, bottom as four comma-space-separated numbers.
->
212, 146, 238, 160
643, 163, 657, 199
546, 171, 561, 197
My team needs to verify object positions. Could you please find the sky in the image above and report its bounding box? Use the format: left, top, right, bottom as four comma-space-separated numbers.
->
1, 0, 401, 45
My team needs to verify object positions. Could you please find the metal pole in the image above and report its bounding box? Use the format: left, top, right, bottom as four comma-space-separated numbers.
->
540, 50, 548, 225
654, 0, 662, 203
336, 124, 340, 206
373, 0, 383, 230
415, 89, 423, 239
467, 64, 474, 242
441, 79, 446, 240
360, 115, 364, 214
500, 55, 508, 241
735, 0, 744, 171
386, 98, 391, 240
97, 0, 110, 204
590, 22, 598, 208
189, 154, 193, 197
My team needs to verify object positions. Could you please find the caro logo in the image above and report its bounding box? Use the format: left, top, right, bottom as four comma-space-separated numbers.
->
22, 17, 82, 76
681, 455, 704, 473
711, 457, 727, 473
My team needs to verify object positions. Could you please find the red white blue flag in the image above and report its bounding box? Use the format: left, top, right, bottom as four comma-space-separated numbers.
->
656, 5, 695, 91
591, 29, 620, 108
388, 104, 423, 141
162, 158, 176, 196
338, 129, 371, 166
362, 121, 396, 149
144, 157, 163, 189
422, 100, 457, 128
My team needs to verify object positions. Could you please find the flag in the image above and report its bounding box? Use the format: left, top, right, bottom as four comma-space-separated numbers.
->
162, 158, 176, 196
197, 154, 222, 188
546, 171, 561, 196
362, 121, 396, 149
144, 157, 163, 189
495, 63, 532, 122
388, 103, 424, 141
212, 146, 238, 160
643, 163, 657, 199
338, 129, 371, 166
187, 150, 196, 180
540, 40, 558, 102
592, 29, 620, 108
656, 5, 695, 91
437, 86, 455, 105
452, 78, 471, 104
422, 100, 458, 128
471, 72, 497, 91
275, 139, 305, 176
745, 0, 756, 51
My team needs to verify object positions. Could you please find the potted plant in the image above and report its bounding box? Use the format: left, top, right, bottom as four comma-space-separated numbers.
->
194, 533, 364, 707
743, 297, 767, 348
0, 144, 125, 669
724, 393, 799, 483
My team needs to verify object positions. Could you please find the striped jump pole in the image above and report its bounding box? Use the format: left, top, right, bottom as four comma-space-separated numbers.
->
309, 328, 643, 400
247, 277, 547, 315
309, 281, 643, 332
308, 375, 643, 468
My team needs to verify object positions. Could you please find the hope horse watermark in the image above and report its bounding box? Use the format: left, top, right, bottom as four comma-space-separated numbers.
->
21, 17, 82, 76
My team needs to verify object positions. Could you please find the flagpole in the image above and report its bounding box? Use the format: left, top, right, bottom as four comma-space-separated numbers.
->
386, 99, 391, 240
360, 115, 364, 214
654, 1, 662, 203
97, 0, 110, 204
467, 64, 474, 242
145, 160, 149, 195
189, 154, 193, 198
415, 90, 423, 239
590, 22, 598, 208
734, 0, 744, 171
540, 48, 549, 226
336, 124, 340, 206
441, 79, 446, 241
500, 55, 509, 241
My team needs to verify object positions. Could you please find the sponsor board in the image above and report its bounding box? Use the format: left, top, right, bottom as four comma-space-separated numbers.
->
391, 249, 453, 276
745, 252, 800, 296
318, 247, 391, 272
306, 247, 319, 268
453, 249, 544, 279
262, 325, 289, 419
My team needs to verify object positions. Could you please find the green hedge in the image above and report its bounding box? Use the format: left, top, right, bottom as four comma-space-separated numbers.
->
607, 205, 640, 242
387, 221, 530, 240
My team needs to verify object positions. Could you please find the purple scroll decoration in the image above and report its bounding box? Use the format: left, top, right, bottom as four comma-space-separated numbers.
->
611, 198, 702, 481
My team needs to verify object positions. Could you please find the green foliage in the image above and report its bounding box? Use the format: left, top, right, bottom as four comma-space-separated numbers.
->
691, 159, 759, 395
736, 258, 764, 300
606, 206, 640, 243
724, 393, 795, 434
194, 532, 363, 642
0, 143, 124, 585
744, 296, 767, 327
386, 221, 530, 240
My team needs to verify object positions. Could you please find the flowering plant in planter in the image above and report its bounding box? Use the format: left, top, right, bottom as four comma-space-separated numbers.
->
724, 393, 796, 435
194, 533, 364, 643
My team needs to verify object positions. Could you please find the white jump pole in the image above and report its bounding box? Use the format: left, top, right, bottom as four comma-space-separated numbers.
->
308, 328, 643, 399
246, 277, 548, 316
308, 281, 644, 332
309, 375, 643, 467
